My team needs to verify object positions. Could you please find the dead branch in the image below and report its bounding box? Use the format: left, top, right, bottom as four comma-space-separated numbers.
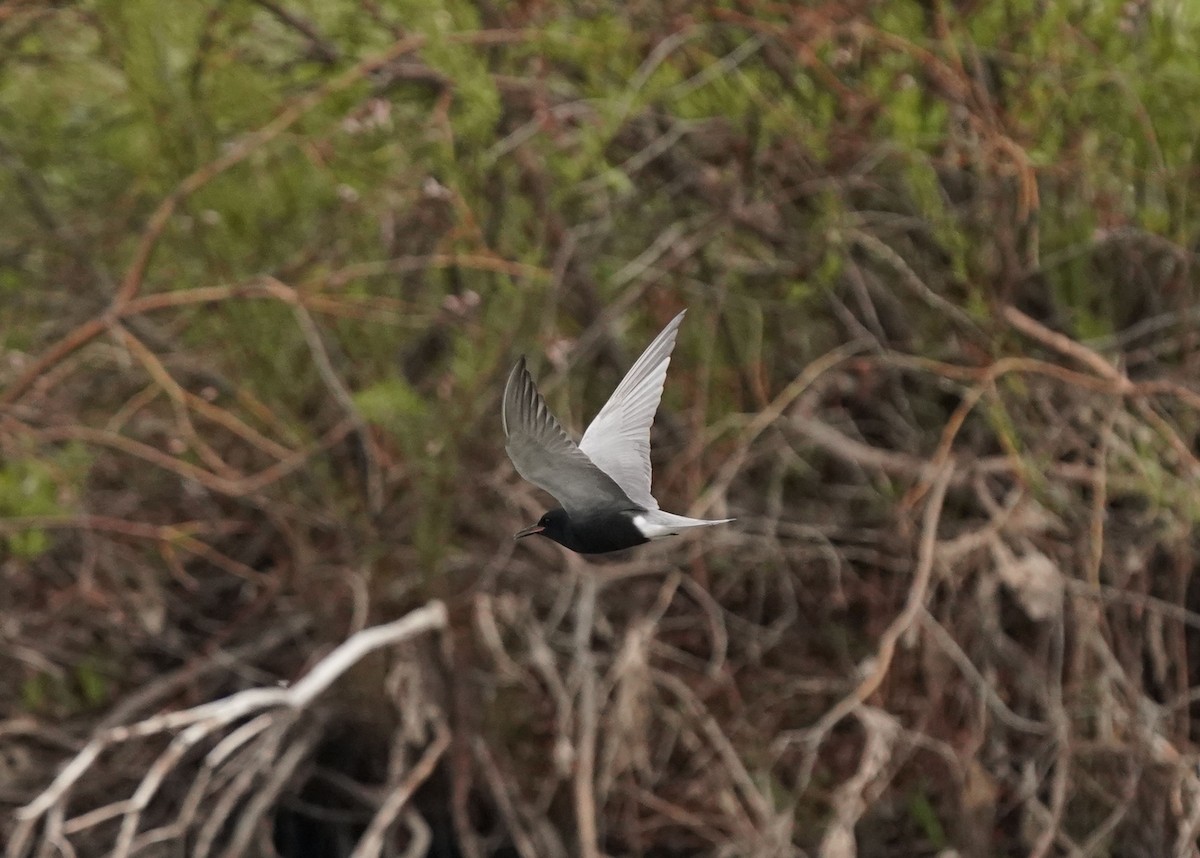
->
817, 707, 901, 858
780, 460, 953, 789
6, 601, 448, 858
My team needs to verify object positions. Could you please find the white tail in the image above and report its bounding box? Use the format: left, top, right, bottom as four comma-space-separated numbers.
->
633, 511, 735, 540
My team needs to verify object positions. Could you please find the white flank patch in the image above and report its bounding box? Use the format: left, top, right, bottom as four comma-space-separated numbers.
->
632, 514, 679, 540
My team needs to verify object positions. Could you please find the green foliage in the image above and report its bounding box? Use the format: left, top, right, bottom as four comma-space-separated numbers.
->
354, 378, 430, 445
20, 655, 113, 716
73, 657, 112, 708
390, 0, 500, 159
0, 445, 89, 558
907, 785, 949, 849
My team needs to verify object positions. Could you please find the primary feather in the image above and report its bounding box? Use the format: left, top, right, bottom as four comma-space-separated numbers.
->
578, 310, 685, 510
502, 357, 633, 517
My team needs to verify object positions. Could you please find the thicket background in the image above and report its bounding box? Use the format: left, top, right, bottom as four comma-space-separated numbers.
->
4, 1, 1200, 856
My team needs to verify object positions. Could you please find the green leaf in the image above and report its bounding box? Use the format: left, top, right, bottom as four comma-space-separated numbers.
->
354, 378, 431, 427
75, 659, 112, 708
907, 786, 948, 848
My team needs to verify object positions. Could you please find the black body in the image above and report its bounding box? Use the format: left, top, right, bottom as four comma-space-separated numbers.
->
518, 507, 650, 555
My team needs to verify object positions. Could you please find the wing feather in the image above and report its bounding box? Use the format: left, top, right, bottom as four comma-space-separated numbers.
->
578, 310, 685, 510
503, 357, 634, 516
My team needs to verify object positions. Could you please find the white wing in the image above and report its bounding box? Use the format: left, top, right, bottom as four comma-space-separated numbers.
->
578, 310, 685, 510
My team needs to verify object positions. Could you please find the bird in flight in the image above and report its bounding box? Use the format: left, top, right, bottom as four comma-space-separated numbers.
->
503, 310, 733, 554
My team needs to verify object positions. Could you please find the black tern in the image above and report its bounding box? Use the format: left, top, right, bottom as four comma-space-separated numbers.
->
503, 310, 733, 554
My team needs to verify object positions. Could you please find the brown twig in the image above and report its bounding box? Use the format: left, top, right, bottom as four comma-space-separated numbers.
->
780, 460, 954, 788
351, 724, 451, 858
572, 567, 601, 858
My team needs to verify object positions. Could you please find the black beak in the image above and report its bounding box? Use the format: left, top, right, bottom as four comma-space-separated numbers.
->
514, 524, 545, 540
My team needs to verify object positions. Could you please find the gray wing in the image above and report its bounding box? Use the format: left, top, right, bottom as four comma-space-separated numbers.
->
578, 310, 685, 510
503, 357, 635, 516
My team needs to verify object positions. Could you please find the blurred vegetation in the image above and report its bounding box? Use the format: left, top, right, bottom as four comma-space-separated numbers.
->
4, 0, 1200, 855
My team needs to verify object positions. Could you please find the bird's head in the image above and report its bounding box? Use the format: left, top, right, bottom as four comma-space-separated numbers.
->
514, 508, 570, 544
